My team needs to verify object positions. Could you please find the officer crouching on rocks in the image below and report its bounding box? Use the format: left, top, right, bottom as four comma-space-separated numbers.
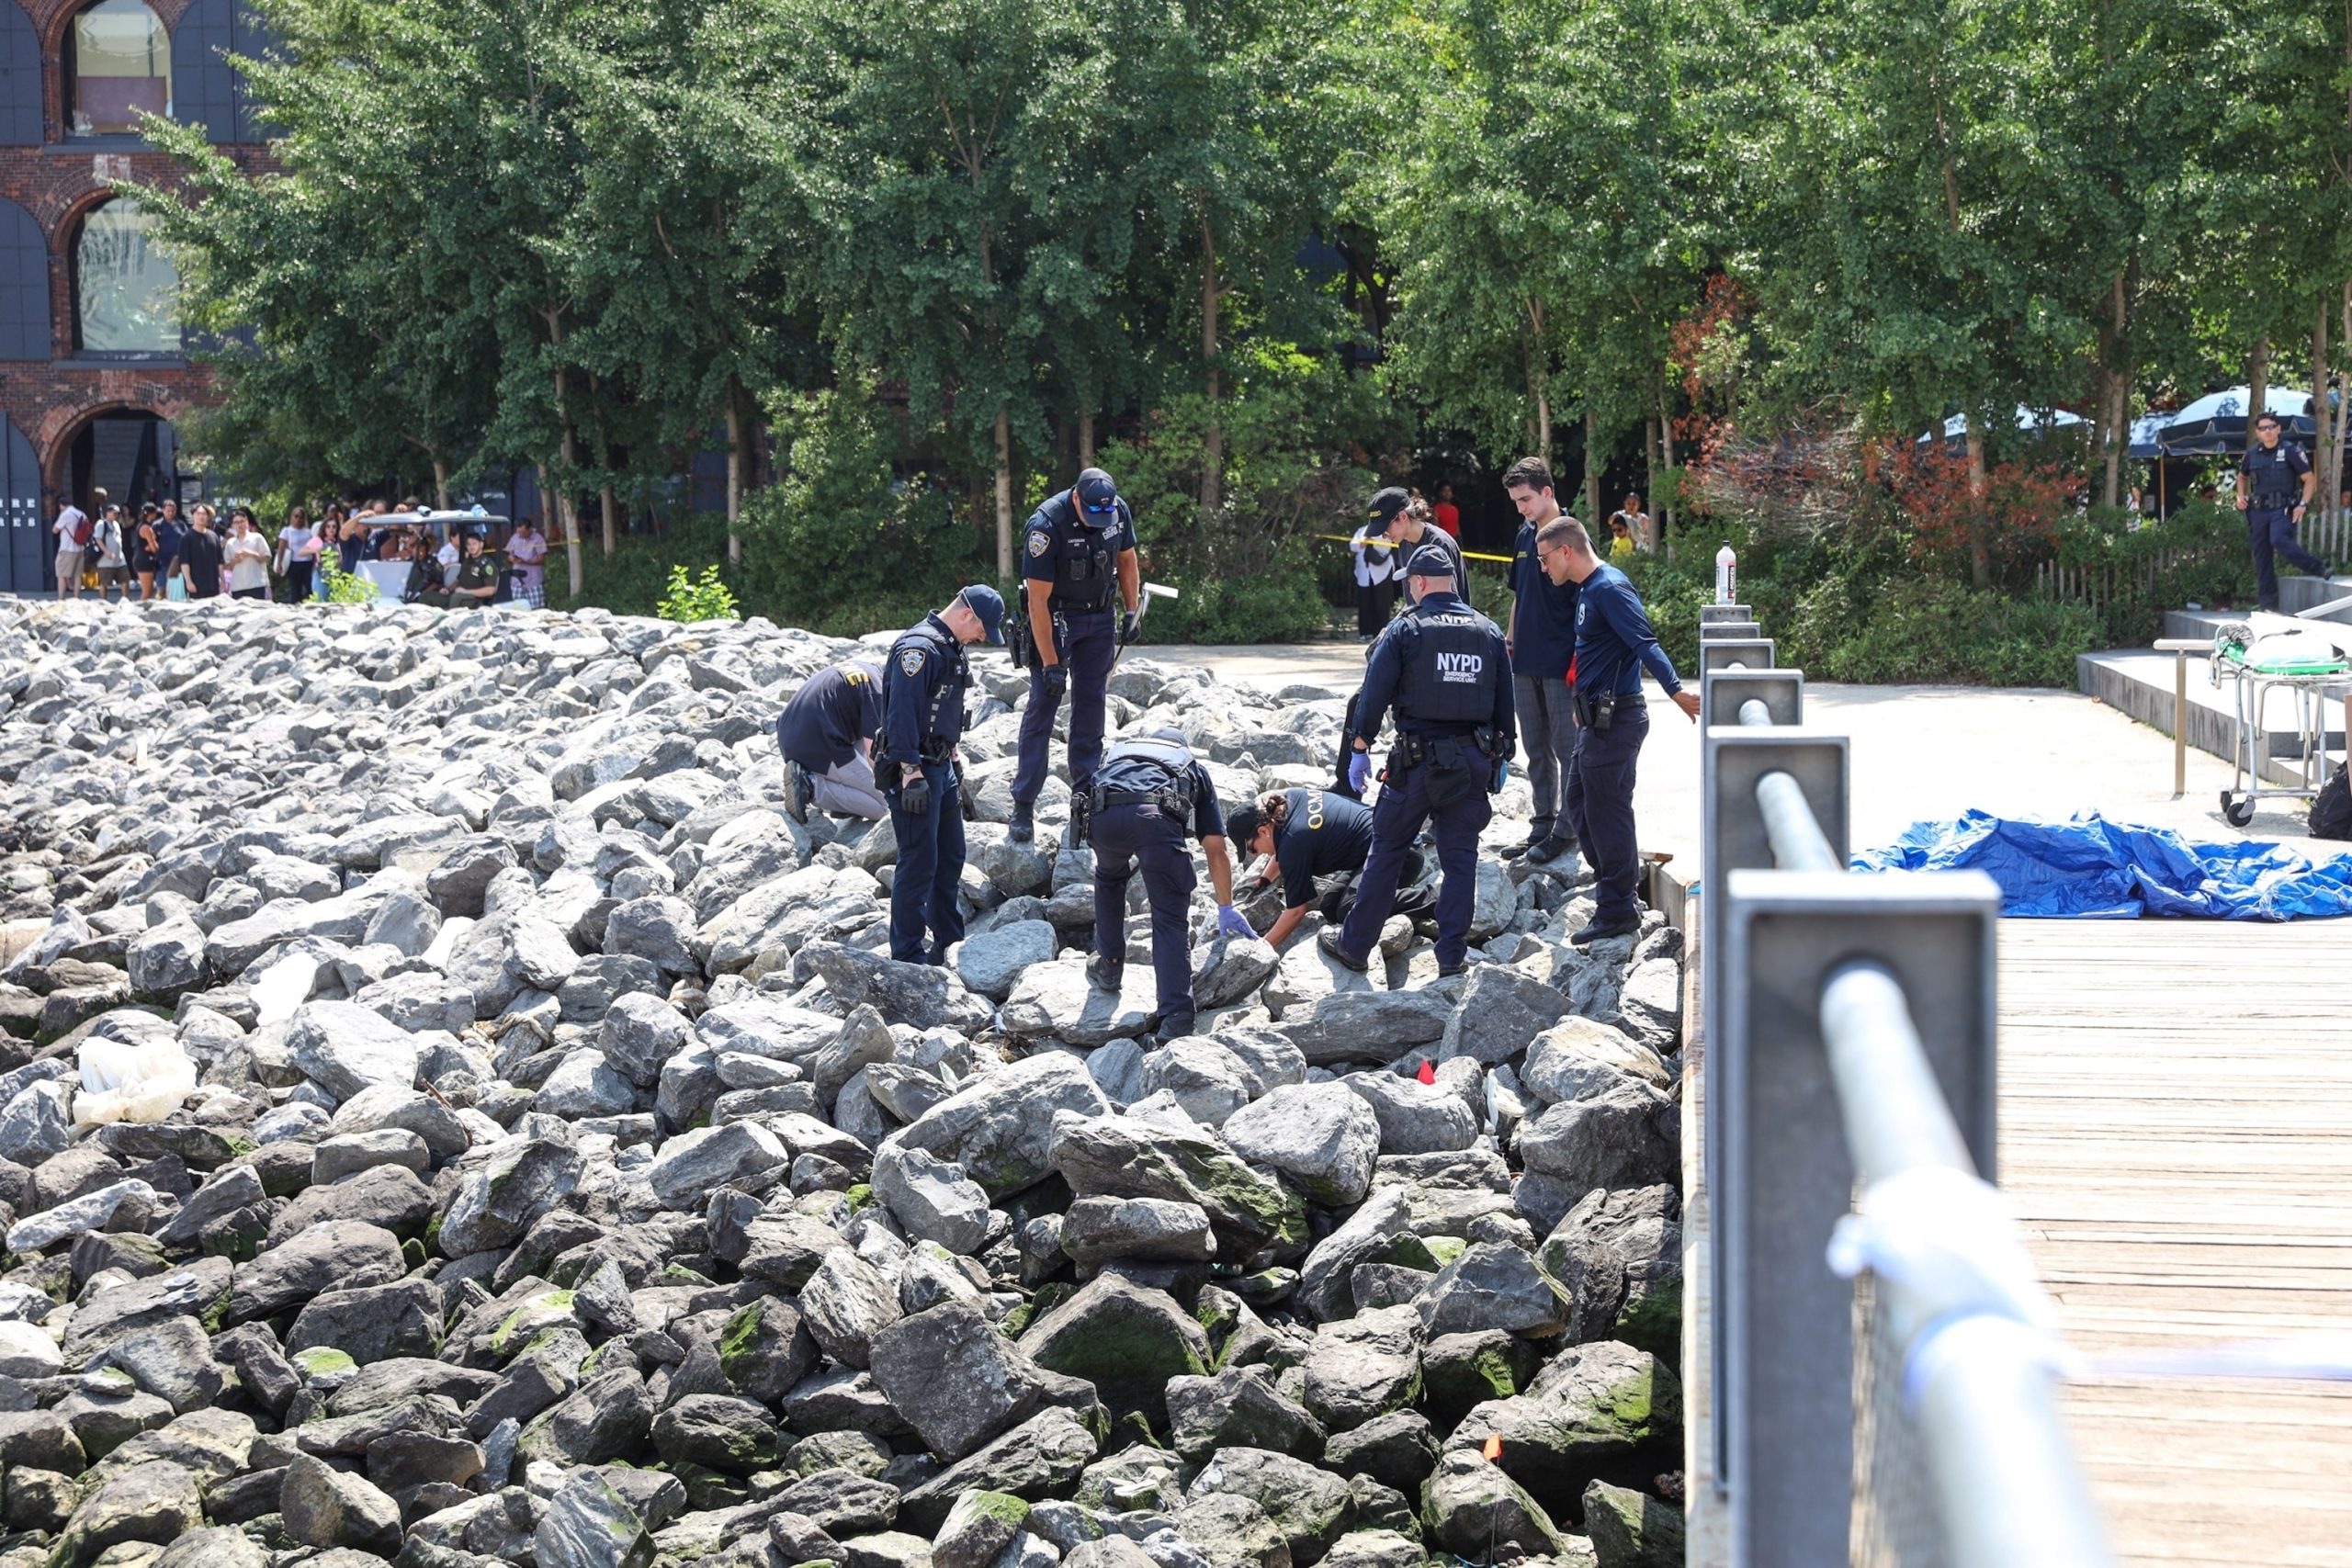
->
776, 657, 888, 822
879, 585, 1007, 965
1079, 728, 1250, 1045
1009, 467, 1141, 844
1318, 543, 1515, 979
1225, 786, 1434, 950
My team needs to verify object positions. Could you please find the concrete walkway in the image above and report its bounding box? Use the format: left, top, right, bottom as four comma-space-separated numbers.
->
1177, 643, 2337, 864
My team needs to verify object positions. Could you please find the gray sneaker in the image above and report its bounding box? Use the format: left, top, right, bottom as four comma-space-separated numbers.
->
1317, 926, 1370, 973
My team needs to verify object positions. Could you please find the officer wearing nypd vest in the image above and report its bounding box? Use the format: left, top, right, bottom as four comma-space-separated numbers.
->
1318, 542, 1515, 978
879, 584, 1007, 965
1009, 467, 1142, 844
1082, 728, 1250, 1043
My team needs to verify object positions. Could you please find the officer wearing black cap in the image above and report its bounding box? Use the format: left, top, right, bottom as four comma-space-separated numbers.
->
2237, 412, 2328, 611
1080, 728, 1249, 1043
1227, 785, 1432, 951
1332, 487, 1469, 797
1318, 542, 1514, 979
879, 584, 1006, 964
776, 657, 888, 822
1010, 467, 1141, 843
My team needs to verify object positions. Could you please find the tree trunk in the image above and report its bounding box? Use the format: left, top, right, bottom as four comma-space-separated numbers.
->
1079, 405, 1094, 468
2246, 336, 2270, 461
2334, 282, 2352, 533
1964, 424, 1991, 588
1584, 409, 1600, 526
1524, 297, 1550, 463
600, 487, 618, 557
553, 378, 584, 601
994, 405, 1014, 582
723, 386, 747, 567
1659, 392, 1679, 564
431, 456, 450, 513
1199, 214, 1222, 520
2101, 265, 2129, 509
2312, 293, 2333, 523
1645, 417, 1658, 524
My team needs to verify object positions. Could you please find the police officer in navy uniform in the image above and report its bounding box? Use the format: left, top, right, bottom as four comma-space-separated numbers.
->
1011, 467, 1141, 843
1082, 728, 1250, 1043
1534, 517, 1700, 946
1227, 786, 1431, 950
1318, 543, 1515, 979
2237, 412, 2328, 611
1332, 488, 1465, 797
775, 657, 888, 822
879, 585, 1007, 965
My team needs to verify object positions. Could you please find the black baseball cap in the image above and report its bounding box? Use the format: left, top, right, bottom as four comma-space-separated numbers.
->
1076, 468, 1122, 525
1407, 543, 1456, 578
957, 583, 1008, 645
1368, 488, 1411, 525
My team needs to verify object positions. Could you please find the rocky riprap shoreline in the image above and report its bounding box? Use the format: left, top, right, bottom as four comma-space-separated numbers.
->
0, 600, 1687, 1568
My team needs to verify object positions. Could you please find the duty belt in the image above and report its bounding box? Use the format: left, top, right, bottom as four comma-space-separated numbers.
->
1092, 784, 1191, 818
1049, 595, 1113, 614
1391, 726, 1490, 769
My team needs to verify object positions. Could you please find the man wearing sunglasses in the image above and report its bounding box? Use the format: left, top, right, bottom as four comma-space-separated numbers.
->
2237, 413, 2328, 612
1010, 467, 1141, 844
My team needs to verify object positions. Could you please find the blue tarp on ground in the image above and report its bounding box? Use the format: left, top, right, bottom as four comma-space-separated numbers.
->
1853, 810, 2352, 919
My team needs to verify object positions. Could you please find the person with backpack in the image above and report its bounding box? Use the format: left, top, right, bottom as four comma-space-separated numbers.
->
91, 506, 128, 603
51, 492, 95, 601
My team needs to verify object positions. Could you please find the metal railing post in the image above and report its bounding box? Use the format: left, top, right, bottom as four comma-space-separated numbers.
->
2153, 637, 2207, 799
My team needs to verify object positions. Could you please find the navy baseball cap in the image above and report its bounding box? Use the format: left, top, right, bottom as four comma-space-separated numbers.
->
958, 583, 1007, 645
1076, 468, 1122, 525
1368, 488, 1411, 526
1407, 543, 1456, 579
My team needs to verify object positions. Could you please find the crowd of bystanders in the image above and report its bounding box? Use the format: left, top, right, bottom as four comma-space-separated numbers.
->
42, 494, 555, 610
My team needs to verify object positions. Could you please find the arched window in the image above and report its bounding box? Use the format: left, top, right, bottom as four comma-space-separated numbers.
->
0, 3, 40, 147
0, 198, 47, 361
74, 197, 180, 355
68, 0, 172, 138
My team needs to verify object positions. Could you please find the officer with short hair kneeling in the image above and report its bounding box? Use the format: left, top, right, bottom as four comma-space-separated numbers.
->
1319, 544, 1515, 980
1081, 728, 1250, 1044
880, 585, 1006, 965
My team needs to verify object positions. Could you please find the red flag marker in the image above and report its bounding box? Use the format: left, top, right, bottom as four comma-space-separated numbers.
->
1482, 1433, 1503, 1461
1416, 1059, 1436, 1086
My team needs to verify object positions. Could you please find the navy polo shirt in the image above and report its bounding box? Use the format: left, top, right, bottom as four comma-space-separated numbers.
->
1272, 787, 1375, 908
777, 659, 885, 771
1508, 520, 1577, 682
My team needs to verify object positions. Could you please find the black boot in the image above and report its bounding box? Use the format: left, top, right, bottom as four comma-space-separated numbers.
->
1008, 802, 1035, 843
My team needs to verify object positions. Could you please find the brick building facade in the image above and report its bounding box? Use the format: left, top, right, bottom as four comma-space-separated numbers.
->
0, 0, 268, 592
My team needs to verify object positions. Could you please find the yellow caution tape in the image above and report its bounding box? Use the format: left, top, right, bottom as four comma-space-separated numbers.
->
1314, 532, 1514, 565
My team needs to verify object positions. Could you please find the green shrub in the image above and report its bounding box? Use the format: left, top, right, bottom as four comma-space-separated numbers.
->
1142, 547, 1337, 644
318, 560, 379, 604
657, 563, 741, 624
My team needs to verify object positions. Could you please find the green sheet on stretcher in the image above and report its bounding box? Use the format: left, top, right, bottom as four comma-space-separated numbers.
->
2219, 635, 2350, 676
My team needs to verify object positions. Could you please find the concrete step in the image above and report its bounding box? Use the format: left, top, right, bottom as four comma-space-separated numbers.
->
2077, 647, 2346, 792
2161, 604, 2352, 643
2280, 573, 2352, 624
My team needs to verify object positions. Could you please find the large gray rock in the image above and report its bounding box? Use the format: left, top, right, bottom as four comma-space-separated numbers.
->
1613, 959, 1682, 1055
280, 1452, 402, 1554
1191, 936, 1280, 1010
886, 1051, 1112, 1199
1513, 1080, 1676, 1192
1415, 1242, 1571, 1339
1058, 1196, 1216, 1265
870, 1298, 1046, 1461
800, 1248, 902, 1369
1165, 1365, 1324, 1461
1435, 965, 1567, 1065
1519, 1018, 1668, 1106
1002, 959, 1158, 1046
1295, 1186, 1416, 1324
800, 941, 955, 1028
287, 1001, 421, 1101
1344, 1073, 1478, 1156
228, 1221, 406, 1324
60, 1459, 205, 1563
1538, 1185, 1682, 1359
1452, 1340, 1680, 1518
897, 1409, 1100, 1535
1049, 1111, 1304, 1261
1222, 1084, 1381, 1207
599, 991, 692, 1089
646, 1121, 788, 1209
871, 1142, 991, 1255
537, 1471, 654, 1568
125, 918, 207, 997
1278, 990, 1453, 1066
1184, 1446, 1358, 1564
1299, 1305, 1422, 1434
956, 919, 1058, 1001
438, 1138, 585, 1256
1016, 1272, 1210, 1426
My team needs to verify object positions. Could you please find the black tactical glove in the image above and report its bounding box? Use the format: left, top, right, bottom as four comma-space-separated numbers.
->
1040, 663, 1069, 700
1120, 609, 1142, 646
898, 769, 931, 818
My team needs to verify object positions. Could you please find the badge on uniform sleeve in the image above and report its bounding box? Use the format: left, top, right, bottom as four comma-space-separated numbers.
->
899, 648, 926, 677
1028, 530, 1050, 558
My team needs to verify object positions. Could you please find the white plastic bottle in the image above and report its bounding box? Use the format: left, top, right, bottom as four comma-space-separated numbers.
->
1714, 543, 1737, 604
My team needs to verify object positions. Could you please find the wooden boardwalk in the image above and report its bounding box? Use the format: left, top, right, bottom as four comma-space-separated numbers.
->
1683, 914, 2352, 1565
2002, 918, 2352, 1567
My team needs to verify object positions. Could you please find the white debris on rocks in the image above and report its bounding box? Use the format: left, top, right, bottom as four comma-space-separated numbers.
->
0, 598, 1689, 1568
